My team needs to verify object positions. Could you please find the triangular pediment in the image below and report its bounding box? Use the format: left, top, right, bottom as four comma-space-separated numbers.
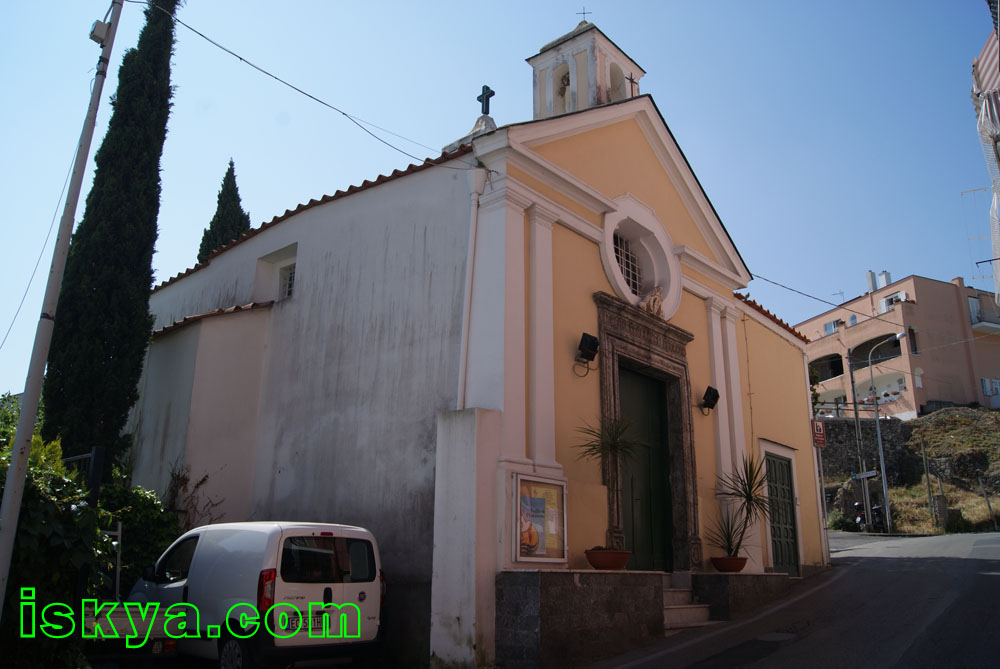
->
501, 96, 751, 290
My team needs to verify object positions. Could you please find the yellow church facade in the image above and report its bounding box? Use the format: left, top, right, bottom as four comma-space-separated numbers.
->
130, 22, 827, 667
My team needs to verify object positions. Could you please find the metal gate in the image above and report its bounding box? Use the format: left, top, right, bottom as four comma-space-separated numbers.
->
765, 453, 799, 576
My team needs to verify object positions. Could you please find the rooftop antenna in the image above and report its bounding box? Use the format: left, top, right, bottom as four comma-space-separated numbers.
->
832, 290, 845, 303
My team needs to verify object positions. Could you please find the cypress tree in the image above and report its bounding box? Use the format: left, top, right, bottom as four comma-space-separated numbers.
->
41, 0, 179, 462
197, 159, 251, 263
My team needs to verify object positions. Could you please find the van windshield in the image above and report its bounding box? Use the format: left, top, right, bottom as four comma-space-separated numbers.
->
280, 536, 375, 583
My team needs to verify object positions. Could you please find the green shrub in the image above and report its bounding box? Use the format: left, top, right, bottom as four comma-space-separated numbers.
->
0, 437, 111, 667
99, 468, 180, 594
827, 509, 857, 532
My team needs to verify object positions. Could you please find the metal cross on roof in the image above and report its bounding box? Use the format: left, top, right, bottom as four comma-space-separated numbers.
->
477, 85, 495, 115
626, 73, 638, 97
577, 6, 591, 21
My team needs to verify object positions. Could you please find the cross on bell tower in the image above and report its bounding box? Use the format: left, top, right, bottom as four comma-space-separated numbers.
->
626, 73, 638, 97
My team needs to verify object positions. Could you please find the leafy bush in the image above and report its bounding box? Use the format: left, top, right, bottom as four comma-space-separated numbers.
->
827, 509, 857, 532
0, 437, 111, 667
0, 396, 179, 666
100, 469, 180, 594
0, 392, 44, 450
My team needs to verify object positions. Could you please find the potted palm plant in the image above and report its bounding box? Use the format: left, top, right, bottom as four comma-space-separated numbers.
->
575, 416, 645, 570
705, 454, 771, 573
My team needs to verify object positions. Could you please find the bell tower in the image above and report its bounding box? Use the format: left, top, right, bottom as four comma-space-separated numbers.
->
526, 22, 646, 120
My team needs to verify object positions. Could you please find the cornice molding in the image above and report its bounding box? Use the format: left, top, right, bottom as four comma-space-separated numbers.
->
506, 140, 617, 215
705, 296, 726, 315
675, 245, 747, 291
507, 177, 603, 243
504, 184, 535, 212
528, 203, 558, 229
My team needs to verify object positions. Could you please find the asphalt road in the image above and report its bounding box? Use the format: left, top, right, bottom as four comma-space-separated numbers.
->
596, 531, 1000, 669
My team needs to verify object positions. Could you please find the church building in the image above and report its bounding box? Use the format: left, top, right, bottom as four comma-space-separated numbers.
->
129, 22, 827, 666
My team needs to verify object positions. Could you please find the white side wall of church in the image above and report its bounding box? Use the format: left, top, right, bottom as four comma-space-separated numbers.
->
130, 324, 200, 495
143, 164, 473, 593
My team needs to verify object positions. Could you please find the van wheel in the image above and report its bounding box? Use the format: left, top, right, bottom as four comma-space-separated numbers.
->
218, 633, 258, 669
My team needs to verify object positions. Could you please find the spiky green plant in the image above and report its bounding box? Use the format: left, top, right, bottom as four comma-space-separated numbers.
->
707, 454, 772, 557
575, 416, 646, 549
574, 416, 645, 463
705, 504, 742, 557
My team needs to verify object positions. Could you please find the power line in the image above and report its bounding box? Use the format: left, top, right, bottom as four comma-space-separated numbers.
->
0, 144, 79, 354
133, 0, 481, 172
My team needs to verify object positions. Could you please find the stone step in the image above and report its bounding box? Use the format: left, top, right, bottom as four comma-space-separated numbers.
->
663, 588, 693, 606
664, 571, 692, 589
663, 603, 712, 629
664, 620, 723, 635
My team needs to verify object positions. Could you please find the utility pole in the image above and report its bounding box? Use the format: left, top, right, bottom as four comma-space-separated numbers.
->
847, 347, 872, 525
0, 0, 124, 622
869, 333, 906, 534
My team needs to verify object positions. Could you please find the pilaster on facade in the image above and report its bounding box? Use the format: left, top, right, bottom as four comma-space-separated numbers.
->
527, 203, 562, 478
463, 189, 508, 413
705, 296, 734, 482
722, 305, 747, 465
502, 190, 531, 464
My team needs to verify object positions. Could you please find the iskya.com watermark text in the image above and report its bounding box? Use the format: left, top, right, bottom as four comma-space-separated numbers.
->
18, 588, 361, 648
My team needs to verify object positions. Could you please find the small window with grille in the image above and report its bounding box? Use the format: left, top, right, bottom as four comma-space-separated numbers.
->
613, 233, 642, 295
279, 262, 296, 300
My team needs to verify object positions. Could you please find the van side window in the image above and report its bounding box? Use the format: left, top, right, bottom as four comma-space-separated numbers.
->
279, 536, 376, 583
156, 536, 199, 583
345, 540, 375, 583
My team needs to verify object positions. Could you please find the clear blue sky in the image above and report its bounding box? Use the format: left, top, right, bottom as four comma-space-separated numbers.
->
0, 1, 996, 394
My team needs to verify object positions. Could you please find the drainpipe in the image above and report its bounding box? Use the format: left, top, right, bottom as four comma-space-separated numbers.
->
457, 168, 488, 410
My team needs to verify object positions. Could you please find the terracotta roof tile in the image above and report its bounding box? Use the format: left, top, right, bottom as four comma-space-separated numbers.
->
152, 145, 475, 293
734, 293, 809, 343
153, 301, 275, 337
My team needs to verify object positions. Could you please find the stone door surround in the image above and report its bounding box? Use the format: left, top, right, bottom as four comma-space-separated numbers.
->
594, 291, 701, 570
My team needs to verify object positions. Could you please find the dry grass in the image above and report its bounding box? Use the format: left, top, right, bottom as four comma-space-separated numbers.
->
907, 407, 1000, 457
889, 475, 1000, 534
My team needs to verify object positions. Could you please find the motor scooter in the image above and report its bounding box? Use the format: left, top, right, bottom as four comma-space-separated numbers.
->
854, 502, 867, 532
871, 504, 885, 533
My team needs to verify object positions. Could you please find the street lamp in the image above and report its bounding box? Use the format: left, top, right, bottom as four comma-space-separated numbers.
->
846, 347, 872, 527
869, 332, 905, 533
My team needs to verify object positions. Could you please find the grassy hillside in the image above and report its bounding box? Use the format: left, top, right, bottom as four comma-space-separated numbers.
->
893, 407, 1000, 533
907, 407, 1000, 457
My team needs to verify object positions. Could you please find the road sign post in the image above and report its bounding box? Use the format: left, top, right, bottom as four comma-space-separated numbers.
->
811, 419, 827, 448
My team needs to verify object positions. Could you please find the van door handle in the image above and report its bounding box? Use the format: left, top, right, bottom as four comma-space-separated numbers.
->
324, 587, 332, 605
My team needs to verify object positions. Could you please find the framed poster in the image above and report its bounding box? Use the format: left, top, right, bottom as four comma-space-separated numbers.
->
514, 474, 567, 563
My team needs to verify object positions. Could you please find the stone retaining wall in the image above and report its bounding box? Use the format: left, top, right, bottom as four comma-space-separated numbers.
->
495, 570, 664, 668
817, 417, 921, 486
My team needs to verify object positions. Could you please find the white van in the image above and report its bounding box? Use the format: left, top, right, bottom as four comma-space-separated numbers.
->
129, 521, 384, 668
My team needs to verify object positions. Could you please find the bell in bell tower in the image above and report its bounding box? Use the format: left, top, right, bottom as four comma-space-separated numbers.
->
526, 22, 646, 120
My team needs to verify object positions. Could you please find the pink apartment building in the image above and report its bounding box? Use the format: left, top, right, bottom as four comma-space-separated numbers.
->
797, 272, 1000, 420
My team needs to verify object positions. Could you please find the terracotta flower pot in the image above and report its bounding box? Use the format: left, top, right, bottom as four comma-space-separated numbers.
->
584, 549, 631, 570
710, 556, 748, 573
